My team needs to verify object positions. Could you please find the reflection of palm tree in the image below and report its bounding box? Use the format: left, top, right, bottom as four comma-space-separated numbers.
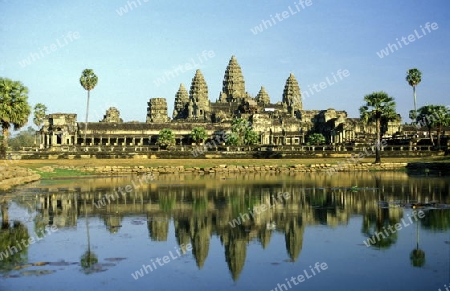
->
1, 202, 9, 229
0, 203, 30, 271
362, 207, 399, 249
410, 220, 425, 267
80, 199, 98, 273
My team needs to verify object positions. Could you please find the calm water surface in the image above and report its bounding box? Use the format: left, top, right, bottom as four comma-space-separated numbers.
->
0, 172, 449, 291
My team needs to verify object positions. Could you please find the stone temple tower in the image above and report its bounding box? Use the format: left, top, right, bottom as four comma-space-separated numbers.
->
255, 86, 270, 105
101, 107, 122, 123
219, 55, 246, 103
172, 84, 189, 120
146, 98, 169, 123
188, 70, 210, 120
282, 73, 302, 117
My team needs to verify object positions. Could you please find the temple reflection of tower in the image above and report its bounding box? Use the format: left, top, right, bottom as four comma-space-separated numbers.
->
13, 172, 450, 281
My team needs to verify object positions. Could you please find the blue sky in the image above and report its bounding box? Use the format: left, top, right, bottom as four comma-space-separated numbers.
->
1, 0, 449, 127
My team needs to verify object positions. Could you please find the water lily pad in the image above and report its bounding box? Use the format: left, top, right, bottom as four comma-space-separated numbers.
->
131, 220, 145, 225
13, 264, 33, 270
20, 269, 55, 276
104, 257, 127, 262
32, 262, 49, 266
47, 261, 75, 266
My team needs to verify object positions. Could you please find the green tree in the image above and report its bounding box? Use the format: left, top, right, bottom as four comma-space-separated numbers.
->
32, 103, 47, 129
225, 118, 258, 146
190, 127, 208, 145
412, 107, 435, 145
80, 69, 98, 145
406, 68, 422, 120
33, 103, 47, 145
244, 129, 259, 145
359, 91, 397, 163
156, 128, 175, 148
307, 133, 325, 145
0, 78, 31, 159
414, 105, 450, 149
8, 126, 35, 150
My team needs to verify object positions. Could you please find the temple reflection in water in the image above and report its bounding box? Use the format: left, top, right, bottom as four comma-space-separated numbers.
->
12, 172, 450, 280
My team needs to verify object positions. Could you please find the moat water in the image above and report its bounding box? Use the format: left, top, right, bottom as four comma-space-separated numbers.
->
1, 172, 449, 291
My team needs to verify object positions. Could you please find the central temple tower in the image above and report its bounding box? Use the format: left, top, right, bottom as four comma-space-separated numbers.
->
218, 55, 246, 103
282, 73, 302, 117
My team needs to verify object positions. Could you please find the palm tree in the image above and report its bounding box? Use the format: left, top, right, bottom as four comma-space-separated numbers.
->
79, 69, 98, 146
360, 91, 397, 163
0, 78, 31, 159
33, 103, 47, 146
406, 68, 422, 120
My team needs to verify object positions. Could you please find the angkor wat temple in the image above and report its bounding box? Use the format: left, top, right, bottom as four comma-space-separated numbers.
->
40, 56, 401, 150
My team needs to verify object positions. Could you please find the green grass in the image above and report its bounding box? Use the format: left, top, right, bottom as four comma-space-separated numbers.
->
32, 168, 91, 179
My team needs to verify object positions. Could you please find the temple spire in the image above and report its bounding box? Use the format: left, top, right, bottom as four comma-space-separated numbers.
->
219, 55, 246, 103
172, 84, 189, 120
282, 73, 302, 116
188, 70, 210, 120
256, 86, 270, 105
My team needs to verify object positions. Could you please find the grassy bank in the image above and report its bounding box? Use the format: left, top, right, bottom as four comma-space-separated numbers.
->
14, 156, 450, 170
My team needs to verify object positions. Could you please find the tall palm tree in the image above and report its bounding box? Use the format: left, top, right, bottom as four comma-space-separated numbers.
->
360, 91, 397, 163
406, 68, 422, 120
79, 69, 98, 146
33, 103, 47, 146
0, 78, 31, 159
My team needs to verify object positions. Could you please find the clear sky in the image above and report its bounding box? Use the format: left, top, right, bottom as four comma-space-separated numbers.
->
1, 0, 449, 127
